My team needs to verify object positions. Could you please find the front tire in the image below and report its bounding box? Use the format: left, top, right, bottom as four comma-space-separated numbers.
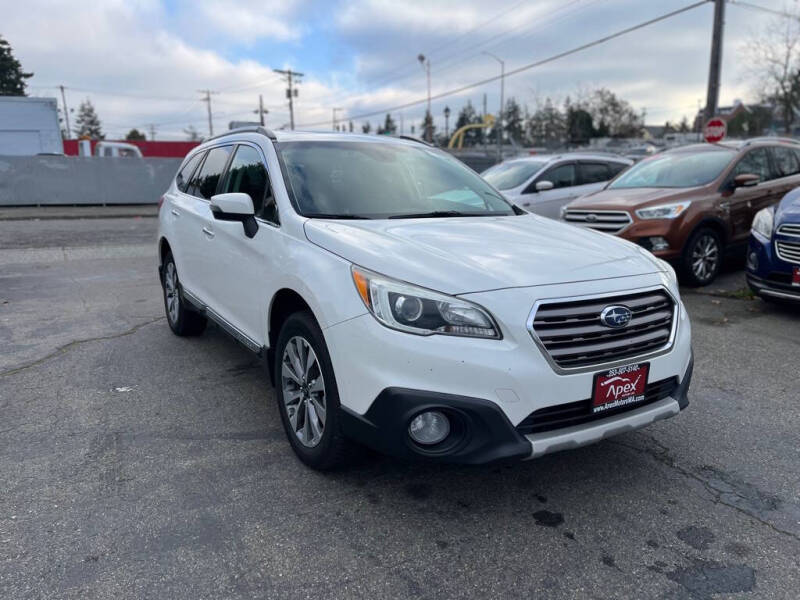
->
681, 227, 722, 287
161, 252, 207, 336
274, 311, 355, 470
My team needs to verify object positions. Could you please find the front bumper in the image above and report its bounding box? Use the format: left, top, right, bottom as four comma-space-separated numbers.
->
325, 273, 693, 464
746, 233, 800, 302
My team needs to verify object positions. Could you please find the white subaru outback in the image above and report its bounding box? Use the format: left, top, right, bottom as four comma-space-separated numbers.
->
158, 127, 693, 470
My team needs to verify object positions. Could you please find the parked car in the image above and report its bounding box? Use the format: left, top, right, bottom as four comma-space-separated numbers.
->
94, 141, 143, 158
158, 127, 692, 470
481, 154, 632, 218
562, 141, 800, 286
747, 187, 800, 302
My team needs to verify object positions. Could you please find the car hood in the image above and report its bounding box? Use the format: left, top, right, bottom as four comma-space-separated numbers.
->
776, 188, 800, 223
303, 214, 665, 295
569, 186, 702, 209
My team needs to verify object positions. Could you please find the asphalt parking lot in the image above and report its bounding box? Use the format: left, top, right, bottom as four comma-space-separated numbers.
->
1, 211, 799, 599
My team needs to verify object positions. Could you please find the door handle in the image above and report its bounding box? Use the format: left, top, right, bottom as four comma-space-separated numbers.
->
202, 226, 215, 239
170, 208, 180, 217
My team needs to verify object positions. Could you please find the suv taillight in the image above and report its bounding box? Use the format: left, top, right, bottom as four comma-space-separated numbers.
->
158, 195, 165, 210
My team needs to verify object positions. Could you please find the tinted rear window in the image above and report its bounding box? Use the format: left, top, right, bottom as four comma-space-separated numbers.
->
176, 152, 203, 193
187, 146, 233, 199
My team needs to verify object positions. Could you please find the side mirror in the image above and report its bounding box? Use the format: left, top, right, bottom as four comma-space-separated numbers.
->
733, 173, 759, 188
535, 180, 555, 192
210, 193, 258, 238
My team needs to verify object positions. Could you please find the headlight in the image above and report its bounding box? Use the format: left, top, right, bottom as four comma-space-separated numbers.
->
635, 201, 691, 220
751, 207, 774, 239
351, 266, 501, 339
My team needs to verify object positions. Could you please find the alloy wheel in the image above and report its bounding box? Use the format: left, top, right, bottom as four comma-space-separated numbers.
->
281, 336, 327, 448
690, 234, 719, 283
164, 262, 180, 324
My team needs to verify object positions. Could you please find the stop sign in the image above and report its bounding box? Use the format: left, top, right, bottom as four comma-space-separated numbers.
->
703, 118, 727, 143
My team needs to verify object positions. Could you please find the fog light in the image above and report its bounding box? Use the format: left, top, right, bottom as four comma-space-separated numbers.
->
408, 410, 450, 445
648, 236, 670, 252
747, 251, 758, 271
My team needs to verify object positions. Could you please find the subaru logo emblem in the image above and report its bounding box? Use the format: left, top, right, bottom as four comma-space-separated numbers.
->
600, 305, 632, 328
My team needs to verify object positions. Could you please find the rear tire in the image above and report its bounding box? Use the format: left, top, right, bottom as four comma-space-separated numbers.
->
681, 227, 722, 287
274, 311, 356, 470
161, 251, 207, 336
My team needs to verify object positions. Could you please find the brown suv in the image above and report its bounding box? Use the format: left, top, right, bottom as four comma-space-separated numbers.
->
563, 140, 800, 285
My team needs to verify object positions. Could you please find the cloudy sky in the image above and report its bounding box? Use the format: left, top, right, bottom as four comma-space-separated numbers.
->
2, 0, 785, 140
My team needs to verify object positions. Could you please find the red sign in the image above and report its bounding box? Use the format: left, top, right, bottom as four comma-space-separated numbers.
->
592, 363, 649, 414
793, 266, 800, 287
703, 118, 727, 143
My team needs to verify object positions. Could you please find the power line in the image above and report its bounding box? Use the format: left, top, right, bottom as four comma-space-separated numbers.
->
298, 0, 711, 127
727, 0, 800, 20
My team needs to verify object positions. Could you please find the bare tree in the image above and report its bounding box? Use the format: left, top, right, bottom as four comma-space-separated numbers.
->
741, 9, 800, 133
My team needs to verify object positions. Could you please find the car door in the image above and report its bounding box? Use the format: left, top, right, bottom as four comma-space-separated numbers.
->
724, 147, 771, 243
205, 143, 282, 343
166, 151, 205, 285
766, 146, 800, 210
519, 161, 577, 218
180, 144, 234, 305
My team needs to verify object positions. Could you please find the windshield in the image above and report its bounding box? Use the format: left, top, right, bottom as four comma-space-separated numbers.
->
609, 150, 735, 189
277, 141, 516, 218
482, 159, 547, 190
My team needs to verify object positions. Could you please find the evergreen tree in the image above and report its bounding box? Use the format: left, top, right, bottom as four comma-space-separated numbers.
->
361, 122, 371, 134
678, 116, 690, 133
125, 128, 146, 141
0, 35, 32, 96
73, 99, 104, 139
382, 113, 397, 135
421, 110, 435, 142
502, 98, 524, 144
454, 101, 482, 147
565, 106, 594, 145
349, 120, 354, 133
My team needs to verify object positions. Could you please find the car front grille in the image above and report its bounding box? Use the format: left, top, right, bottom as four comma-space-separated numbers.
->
562, 209, 632, 234
775, 240, 800, 265
529, 289, 676, 370
777, 223, 800, 237
516, 377, 678, 436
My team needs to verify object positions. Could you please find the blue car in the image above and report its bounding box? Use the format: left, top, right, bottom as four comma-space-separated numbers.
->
747, 187, 800, 302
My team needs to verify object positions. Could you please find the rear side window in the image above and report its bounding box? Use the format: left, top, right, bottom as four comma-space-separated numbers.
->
607, 161, 628, 177
578, 162, 609, 185
732, 148, 771, 182
176, 152, 204, 193
222, 145, 276, 222
772, 146, 800, 177
539, 163, 575, 189
187, 145, 233, 199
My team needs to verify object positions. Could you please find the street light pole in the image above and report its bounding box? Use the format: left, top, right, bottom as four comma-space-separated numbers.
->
483, 52, 504, 163
443, 106, 451, 140
418, 54, 432, 143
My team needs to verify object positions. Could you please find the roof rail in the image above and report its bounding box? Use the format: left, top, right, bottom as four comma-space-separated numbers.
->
742, 136, 800, 147
203, 126, 277, 144
394, 134, 432, 147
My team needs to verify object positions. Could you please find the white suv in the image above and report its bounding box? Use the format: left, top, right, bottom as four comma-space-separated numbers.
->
158, 127, 693, 470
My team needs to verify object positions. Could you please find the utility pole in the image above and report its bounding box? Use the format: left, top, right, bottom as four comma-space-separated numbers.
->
418, 54, 432, 142
198, 89, 218, 137
254, 94, 268, 126
332, 107, 342, 131
273, 68, 304, 130
704, 0, 725, 124
483, 52, 505, 163
59, 85, 71, 139
148, 124, 157, 141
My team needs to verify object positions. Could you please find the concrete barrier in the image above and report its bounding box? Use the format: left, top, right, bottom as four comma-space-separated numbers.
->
0, 155, 181, 206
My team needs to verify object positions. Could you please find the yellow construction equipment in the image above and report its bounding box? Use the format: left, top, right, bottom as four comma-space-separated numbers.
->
447, 114, 495, 150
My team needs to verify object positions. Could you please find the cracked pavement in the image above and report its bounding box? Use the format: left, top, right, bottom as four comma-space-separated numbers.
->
1, 212, 799, 599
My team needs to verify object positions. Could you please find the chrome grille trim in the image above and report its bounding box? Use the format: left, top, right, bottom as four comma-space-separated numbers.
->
775, 240, 800, 265
776, 223, 800, 238
526, 286, 679, 374
563, 209, 633, 235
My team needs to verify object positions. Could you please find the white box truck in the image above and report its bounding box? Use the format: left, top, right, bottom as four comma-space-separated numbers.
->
0, 96, 63, 156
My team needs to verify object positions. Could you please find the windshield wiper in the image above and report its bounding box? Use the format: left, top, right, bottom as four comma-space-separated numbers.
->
388, 210, 491, 219
304, 213, 372, 220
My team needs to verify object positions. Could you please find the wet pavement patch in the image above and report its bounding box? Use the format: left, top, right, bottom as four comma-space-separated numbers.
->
532, 510, 564, 527
666, 560, 755, 599
676, 525, 715, 551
